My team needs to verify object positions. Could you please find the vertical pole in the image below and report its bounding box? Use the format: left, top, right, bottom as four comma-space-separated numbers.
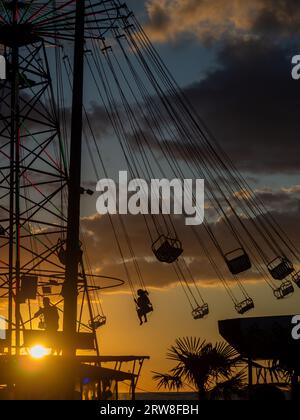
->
8, 48, 16, 357
248, 357, 253, 400
80, 260, 100, 357
15, 89, 21, 355
63, 0, 85, 359
131, 378, 135, 401
8, 0, 19, 357
115, 381, 119, 401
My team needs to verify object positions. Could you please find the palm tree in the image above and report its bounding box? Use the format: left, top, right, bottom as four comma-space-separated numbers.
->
260, 359, 300, 400
153, 337, 245, 400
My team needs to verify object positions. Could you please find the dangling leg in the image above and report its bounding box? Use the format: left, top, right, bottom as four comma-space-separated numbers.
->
137, 309, 143, 325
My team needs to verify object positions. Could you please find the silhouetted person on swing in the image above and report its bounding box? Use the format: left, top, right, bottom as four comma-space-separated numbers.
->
135, 289, 152, 325
34, 297, 59, 333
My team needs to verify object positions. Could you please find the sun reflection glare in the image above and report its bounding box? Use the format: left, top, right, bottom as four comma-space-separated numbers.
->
29, 345, 50, 359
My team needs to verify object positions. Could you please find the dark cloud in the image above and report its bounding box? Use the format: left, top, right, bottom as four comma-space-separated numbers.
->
125, 38, 300, 176
181, 39, 300, 174
134, 2, 300, 175
255, 188, 300, 213
144, 0, 300, 44
252, 0, 300, 38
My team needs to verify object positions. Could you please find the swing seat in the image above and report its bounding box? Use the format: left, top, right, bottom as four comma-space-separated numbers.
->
235, 298, 254, 315
192, 304, 209, 320
292, 271, 300, 288
273, 281, 294, 299
42, 286, 52, 295
152, 235, 183, 264
225, 248, 251, 275
89, 315, 107, 330
19, 275, 38, 301
137, 304, 154, 316
145, 304, 154, 315
267, 257, 294, 281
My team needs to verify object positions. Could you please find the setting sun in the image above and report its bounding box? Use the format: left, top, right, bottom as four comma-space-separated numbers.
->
29, 345, 50, 359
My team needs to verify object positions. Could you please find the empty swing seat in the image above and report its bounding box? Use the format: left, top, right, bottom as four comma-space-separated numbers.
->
225, 248, 252, 275
42, 286, 52, 295
152, 235, 183, 264
292, 271, 300, 288
192, 304, 209, 320
89, 315, 107, 330
235, 298, 255, 315
273, 281, 294, 299
267, 257, 294, 281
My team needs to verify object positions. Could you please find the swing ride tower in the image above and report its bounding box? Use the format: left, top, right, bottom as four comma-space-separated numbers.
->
0, 1, 149, 399
0, 0, 85, 359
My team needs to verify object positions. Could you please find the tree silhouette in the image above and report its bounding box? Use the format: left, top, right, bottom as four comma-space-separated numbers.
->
153, 337, 245, 400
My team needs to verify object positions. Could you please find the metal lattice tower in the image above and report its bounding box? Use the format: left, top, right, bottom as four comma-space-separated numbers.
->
0, 0, 126, 357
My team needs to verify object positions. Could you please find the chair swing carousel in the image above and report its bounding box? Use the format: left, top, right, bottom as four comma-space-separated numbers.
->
4, 0, 300, 401
48, 1, 300, 326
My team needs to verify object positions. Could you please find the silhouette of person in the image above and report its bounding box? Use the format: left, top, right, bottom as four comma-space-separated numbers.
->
135, 289, 152, 325
34, 297, 60, 354
34, 297, 59, 333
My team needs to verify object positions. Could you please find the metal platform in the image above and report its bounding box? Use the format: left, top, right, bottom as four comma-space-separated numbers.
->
0, 354, 150, 400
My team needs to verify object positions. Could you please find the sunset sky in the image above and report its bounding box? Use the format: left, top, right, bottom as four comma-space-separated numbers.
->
1, 0, 300, 394
77, 0, 300, 392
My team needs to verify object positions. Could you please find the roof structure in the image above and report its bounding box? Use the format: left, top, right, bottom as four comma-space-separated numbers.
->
219, 315, 300, 362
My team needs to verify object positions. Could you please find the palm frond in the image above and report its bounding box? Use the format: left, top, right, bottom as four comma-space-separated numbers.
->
166, 337, 207, 361
210, 371, 247, 400
152, 372, 183, 391
214, 341, 239, 361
